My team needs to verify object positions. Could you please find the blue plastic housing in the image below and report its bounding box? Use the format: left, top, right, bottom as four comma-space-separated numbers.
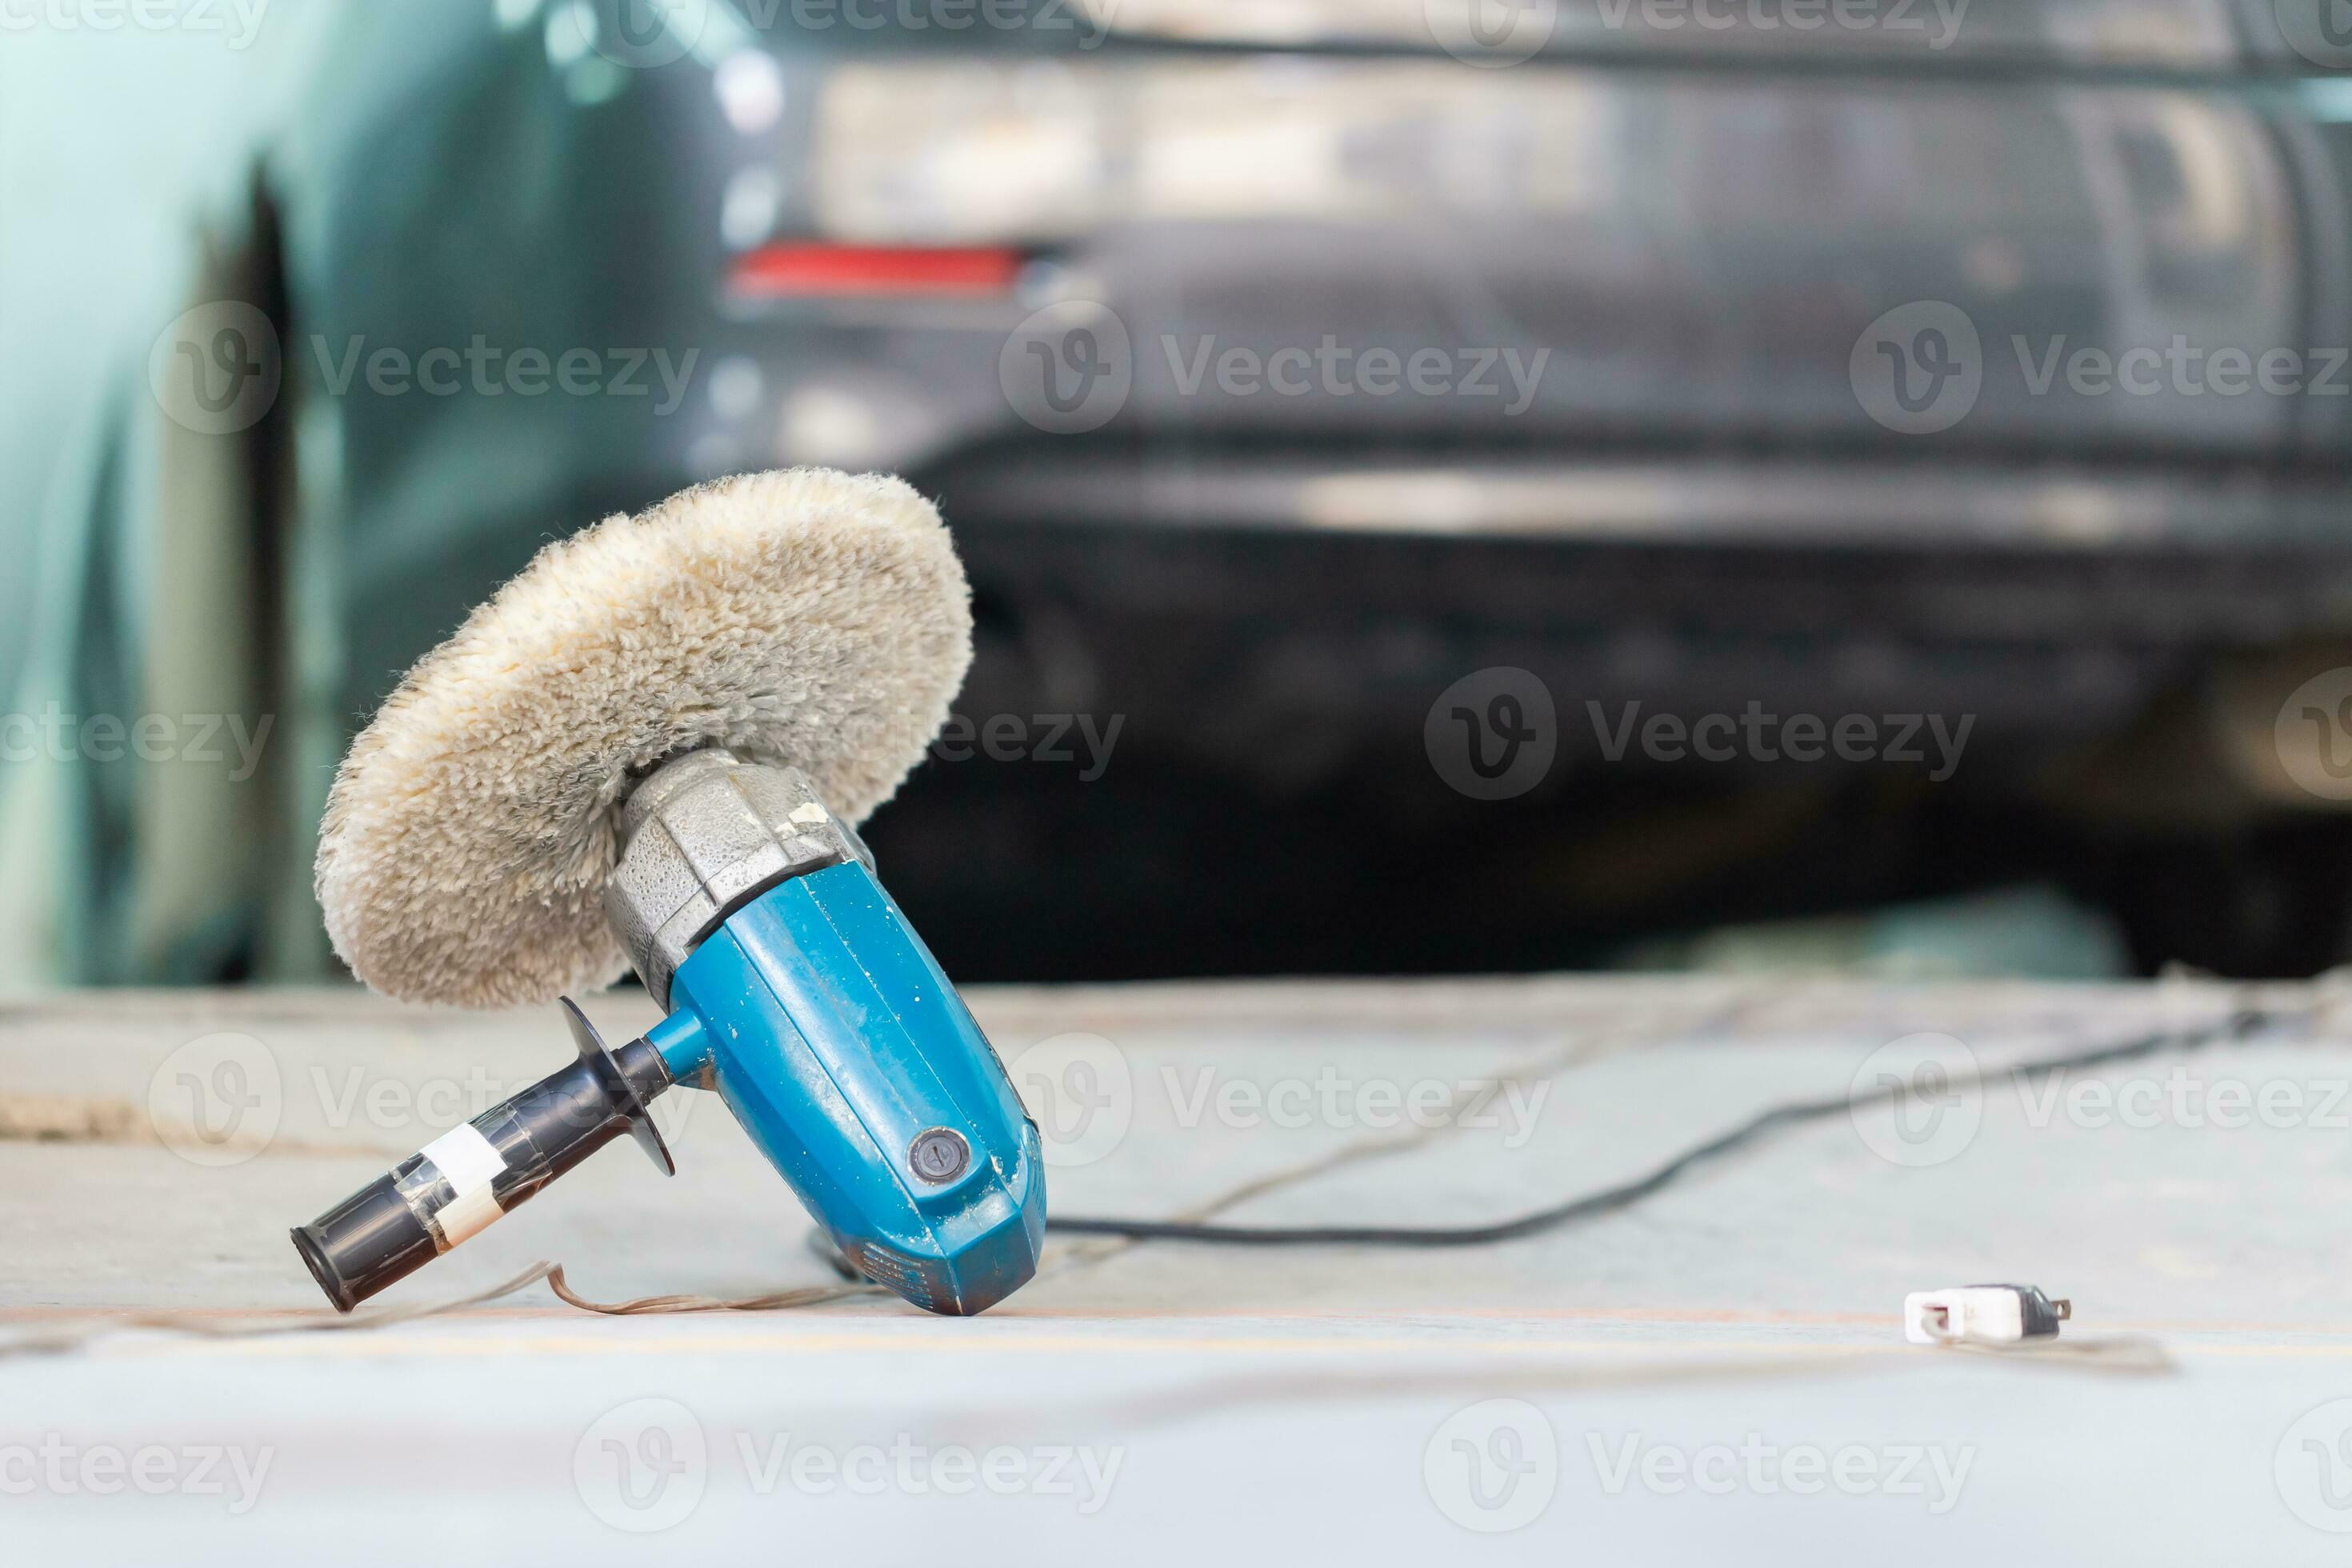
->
644, 861, 1045, 1314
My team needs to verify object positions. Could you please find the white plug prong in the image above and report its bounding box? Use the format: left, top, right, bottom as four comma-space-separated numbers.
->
1905, 1285, 2069, 1346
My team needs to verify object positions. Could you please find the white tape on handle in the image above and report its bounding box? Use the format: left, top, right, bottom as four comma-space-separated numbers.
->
419, 1125, 508, 1247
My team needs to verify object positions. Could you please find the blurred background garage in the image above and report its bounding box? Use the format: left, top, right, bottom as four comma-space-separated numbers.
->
12, 0, 2352, 990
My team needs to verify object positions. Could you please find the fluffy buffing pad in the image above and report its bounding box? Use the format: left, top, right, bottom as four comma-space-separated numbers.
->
316, 468, 972, 1008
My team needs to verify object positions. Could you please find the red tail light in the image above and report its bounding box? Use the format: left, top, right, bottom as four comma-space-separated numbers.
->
729, 244, 1026, 298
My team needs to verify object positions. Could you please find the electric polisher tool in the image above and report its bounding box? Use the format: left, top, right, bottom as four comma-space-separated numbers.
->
290, 469, 1045, 1316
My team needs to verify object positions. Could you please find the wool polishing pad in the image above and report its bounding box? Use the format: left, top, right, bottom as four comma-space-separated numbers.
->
316, 468, 972, 1009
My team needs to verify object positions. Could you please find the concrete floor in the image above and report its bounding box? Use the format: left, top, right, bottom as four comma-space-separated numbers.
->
3, 976, 2351, 1563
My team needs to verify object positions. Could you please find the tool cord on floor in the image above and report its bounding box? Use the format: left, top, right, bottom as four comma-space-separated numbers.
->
1050, 1001, 2283, 1248
0, 997, 2286, 1358
0, 1262, 880, 1359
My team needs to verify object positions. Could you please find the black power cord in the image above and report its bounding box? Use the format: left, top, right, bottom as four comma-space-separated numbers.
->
1050, 1004, 2279, 1248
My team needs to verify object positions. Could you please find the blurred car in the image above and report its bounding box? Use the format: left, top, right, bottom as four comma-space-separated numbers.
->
92, 0, 2352, 982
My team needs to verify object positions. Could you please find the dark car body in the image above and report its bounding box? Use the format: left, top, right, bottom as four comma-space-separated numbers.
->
125, 0, 2352, 981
